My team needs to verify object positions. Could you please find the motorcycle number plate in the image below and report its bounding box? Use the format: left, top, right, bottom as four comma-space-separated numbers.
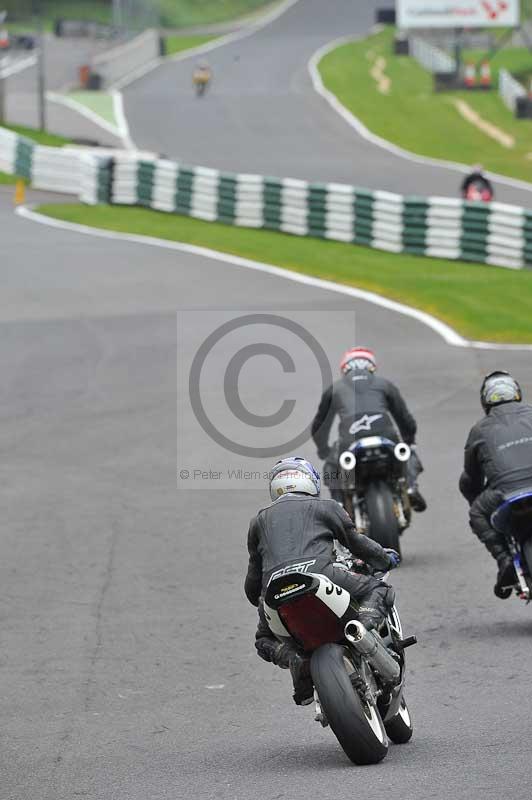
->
358, 436, 383, 448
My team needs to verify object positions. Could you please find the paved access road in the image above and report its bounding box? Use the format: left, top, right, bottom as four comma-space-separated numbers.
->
123, 0, 532, 206
5, 33, 121, 145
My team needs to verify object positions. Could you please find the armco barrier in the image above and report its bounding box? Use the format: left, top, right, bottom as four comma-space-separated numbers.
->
1, 127, 531, 270
91, 29, 161, 88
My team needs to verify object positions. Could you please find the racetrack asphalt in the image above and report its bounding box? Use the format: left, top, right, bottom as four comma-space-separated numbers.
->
123, 0, 532, 207
3, 2, 532, 797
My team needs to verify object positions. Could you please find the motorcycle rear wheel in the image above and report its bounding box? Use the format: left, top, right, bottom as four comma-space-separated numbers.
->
384, 697, 413, 744
365, 481, 401, 554
311, 643, 389, 765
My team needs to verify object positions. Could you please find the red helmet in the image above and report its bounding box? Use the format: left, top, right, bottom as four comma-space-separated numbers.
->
340, 347, 376, 375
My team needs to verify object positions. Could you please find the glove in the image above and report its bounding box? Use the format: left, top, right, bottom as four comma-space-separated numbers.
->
317, 445, 330, 460
384, 548, 401, 569
255, 637, 291, 668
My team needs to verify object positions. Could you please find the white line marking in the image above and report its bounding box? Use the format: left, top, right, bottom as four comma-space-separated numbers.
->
0, 53, 37, 78
15, 205, 532, 351
46, 91, 123, 141
308, 34, 532, 196
111, 0, 302, 90
110, 89, 136, 150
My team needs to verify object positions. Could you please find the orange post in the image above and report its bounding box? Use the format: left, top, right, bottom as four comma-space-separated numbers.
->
79, 64, 90, 89
464, 62, 477, 88
480, 60, 492, 88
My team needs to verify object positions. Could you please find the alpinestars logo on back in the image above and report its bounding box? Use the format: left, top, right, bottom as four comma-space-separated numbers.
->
349, 413, 383, 435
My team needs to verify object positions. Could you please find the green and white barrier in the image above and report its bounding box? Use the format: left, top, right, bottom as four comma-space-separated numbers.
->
1, 126, 531, 270
109, 154, 532, 270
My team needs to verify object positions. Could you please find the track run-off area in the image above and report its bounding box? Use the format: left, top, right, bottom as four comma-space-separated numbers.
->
2, 1, 532, 798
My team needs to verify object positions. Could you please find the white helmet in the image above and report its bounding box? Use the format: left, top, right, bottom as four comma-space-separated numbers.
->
269, 457, 321, 501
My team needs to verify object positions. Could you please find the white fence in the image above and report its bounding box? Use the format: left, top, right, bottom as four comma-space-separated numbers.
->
410, 37, 455, 74
499, 68, 527, 114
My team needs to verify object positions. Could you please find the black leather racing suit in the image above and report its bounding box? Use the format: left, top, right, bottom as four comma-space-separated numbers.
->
245, 493, 395, 644
311, 370, 420, 499
459, 402, 532, 563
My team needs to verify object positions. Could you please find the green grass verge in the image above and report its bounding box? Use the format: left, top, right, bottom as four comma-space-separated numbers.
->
163, 34, 217, 57
67, 91, 117, 126
2, 123, 71, 147
319, 28, 532, 184
158, 0, 271, 27
0, 124, 71, 183
36, 203, 532, 343
5, 0, 272, 30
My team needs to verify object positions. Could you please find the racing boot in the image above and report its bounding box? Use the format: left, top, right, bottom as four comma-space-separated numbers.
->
494, 554, 516, 599
255, 638, 313, 705
288, 651, 313, 706
408, 484, 427, 513
482, 531, 516, 599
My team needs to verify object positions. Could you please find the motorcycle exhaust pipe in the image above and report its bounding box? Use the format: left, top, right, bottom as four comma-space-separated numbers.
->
394, 443, 411, 462
339, 451, 356, 472
344, 620, 400, 684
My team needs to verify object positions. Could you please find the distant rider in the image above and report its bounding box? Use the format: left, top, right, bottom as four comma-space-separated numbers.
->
311, 347, 426, 511
460, 164, 494, 202
192, 61, 212, 94
459, 371, 532, 598
245, 457, 400, 705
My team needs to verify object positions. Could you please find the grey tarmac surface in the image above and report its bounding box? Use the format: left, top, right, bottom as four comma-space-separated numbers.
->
3, 3, 532, 797
2, 184, 532, 800
123, 0, 532, 207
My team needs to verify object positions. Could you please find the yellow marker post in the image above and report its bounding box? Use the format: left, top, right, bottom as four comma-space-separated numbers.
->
14, 178, 25, 206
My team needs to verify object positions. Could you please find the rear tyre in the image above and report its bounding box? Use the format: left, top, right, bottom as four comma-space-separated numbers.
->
310, 643, 388, 765
522, 537, 532, 577
384, 698, 413, 744
365, 481, 401, 554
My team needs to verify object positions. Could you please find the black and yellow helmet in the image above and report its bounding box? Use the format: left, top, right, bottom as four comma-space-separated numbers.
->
480, 370, 522, 413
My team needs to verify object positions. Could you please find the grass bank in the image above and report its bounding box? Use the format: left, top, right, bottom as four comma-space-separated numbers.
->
0, 124, 71, 184
319, 28, 532, 184
163, 34, 217, 57
36, 203, 532, 344
5, 0, 272, 30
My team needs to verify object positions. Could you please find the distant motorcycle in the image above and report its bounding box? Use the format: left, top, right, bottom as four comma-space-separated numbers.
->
263, 562, 416, 765
491, 490, 532, 600
338, 436, 412, 554
193, 66, 212, 97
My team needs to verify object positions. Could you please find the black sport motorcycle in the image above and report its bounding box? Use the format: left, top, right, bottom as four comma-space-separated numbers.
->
491, 489, 532, 601
263, 561, 416, 765
338, 436, 412, 554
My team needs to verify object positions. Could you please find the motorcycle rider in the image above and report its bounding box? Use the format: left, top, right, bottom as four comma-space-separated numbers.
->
192, 60, 212, 93
311, 346, 426, 511
245, 456, 400, 705
459, 370, 532, 598
460, 164, 494, 201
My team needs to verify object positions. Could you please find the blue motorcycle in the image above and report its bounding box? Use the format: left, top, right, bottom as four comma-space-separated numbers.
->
491, 489, 532, 601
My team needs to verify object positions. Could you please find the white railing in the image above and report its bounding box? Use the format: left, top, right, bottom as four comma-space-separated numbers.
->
410, 37, 455, 74
499, 68, 526, 114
